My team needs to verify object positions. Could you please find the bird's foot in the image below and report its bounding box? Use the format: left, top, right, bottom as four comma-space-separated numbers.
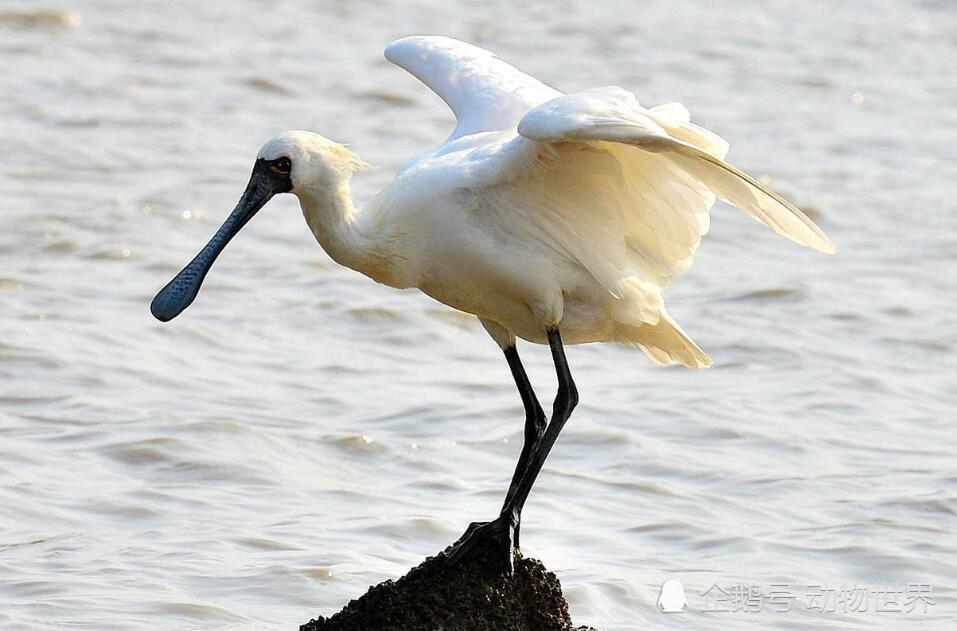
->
445, 511, 518, 574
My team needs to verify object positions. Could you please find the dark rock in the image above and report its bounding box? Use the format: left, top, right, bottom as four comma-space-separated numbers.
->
300, 538, 600, 631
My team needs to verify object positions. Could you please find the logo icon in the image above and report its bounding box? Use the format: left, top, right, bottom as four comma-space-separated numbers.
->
658, 578, 688, 613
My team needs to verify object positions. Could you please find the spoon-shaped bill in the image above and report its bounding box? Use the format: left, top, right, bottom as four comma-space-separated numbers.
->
150, 173, 275, 322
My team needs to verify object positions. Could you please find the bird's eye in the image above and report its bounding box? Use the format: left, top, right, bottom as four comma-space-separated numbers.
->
271, 157, 291, 175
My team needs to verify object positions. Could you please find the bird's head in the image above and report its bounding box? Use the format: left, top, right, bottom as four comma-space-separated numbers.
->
150, 130, 367, 322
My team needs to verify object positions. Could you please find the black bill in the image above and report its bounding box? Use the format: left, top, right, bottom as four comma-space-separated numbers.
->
150, 159, 289, 322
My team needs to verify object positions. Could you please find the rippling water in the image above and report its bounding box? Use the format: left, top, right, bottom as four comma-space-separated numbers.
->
1, 1, 955, 629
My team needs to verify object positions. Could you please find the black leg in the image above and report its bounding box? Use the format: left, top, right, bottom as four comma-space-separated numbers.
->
501, 345, 546, 547
448, 345, 545, 564
503, 328, 578, 519
446, 328, 578, 571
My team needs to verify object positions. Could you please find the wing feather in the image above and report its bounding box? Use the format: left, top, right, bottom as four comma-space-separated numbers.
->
385, 36, 560, 141
518, 87, 835, 254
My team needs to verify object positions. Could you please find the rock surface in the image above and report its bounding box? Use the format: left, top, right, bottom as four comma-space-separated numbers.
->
300, 538, 598, 631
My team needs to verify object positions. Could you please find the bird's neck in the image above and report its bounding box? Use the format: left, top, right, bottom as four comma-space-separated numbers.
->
297, 178, 401, 286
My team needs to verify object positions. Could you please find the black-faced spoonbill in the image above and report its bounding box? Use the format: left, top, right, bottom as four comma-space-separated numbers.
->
151, 36, 834, 569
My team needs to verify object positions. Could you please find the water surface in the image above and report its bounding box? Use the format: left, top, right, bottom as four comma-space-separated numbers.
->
1, 1, 955, 629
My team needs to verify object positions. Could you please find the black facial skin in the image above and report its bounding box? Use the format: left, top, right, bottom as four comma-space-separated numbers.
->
268, 156, 293, 190
149, 156, 293, 322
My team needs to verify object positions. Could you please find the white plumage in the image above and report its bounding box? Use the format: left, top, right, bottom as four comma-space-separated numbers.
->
156, 35, 835, 369
372, 36, 832, 366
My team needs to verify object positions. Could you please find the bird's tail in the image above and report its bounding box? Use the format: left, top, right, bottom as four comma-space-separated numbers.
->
614, 311, 712, 368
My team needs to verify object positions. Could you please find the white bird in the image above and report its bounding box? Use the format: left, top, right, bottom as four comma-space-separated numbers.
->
151, 36, 834, 568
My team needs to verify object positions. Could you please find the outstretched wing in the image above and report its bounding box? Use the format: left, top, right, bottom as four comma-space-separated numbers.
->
385, 36, 560, 141
456, 86, 833, 323
518, 87, 835, 258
